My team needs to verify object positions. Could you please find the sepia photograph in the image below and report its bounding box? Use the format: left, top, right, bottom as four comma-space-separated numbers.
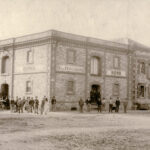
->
0, 0, 150, 149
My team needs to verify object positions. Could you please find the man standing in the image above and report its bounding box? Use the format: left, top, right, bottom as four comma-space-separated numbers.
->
15, 96, 19, 112
10, 97, 15, 112
79, 98, 84, 113
17, 98, 22, 113
51, 96, 56, 112
123, 98, 128, 113
44, 97, 49, 115
102, 98, 106, 111
5, 96, 10, 110
41, 96, 46, 115
115, 97, 120, 113
109, 97, 113, 113
34, 96, 39, 114
85, 97, 91, 112
29, 97, 34, 113
97, 98, 102, 113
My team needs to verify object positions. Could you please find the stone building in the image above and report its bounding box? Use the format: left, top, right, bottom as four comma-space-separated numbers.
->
0, 30, 150, 110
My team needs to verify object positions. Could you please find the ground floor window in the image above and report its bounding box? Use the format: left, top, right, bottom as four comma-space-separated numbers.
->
26, 81, 32, 93
67, 80, 75, 94
113, 83, 120, 96
148, 85, 150, 99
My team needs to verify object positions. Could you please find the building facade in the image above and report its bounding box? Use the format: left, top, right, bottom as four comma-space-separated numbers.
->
0, 30, 150, 110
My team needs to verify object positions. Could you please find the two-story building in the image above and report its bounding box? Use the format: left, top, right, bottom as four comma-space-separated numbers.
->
0, 30, 149, 110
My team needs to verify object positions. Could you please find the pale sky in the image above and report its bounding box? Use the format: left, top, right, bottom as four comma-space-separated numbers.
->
0, 0, 150, 46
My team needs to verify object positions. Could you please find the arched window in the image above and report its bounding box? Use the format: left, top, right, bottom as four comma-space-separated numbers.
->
91, 56, 101, 75
1, 56, 10, 74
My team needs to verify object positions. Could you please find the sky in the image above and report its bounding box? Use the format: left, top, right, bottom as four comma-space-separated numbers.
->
0, 0, 150, 46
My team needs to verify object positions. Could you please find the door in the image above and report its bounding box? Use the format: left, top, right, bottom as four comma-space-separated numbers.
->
1, 84, 9, 99
90, 84, 101, 104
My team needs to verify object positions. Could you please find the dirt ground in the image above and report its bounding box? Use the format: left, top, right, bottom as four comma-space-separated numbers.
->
0, 110, 150, 150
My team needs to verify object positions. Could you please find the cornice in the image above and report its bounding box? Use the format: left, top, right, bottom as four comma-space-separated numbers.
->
0, 30, 149, 55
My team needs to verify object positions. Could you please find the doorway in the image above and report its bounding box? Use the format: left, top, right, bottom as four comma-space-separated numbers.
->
90, 84, 101, 103
137, 83, 145, 98
1, 83, 9, 99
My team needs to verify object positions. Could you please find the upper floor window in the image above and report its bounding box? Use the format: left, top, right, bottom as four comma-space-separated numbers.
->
1, 56, 10, 74
113, 56, 120, 69
67, 80, 75, 94
67, 50, 76, 64
113, 83, 120, 96
138, 62, 145, 74
26, 80, 32, 93
91, 56, 101, 75
27, 49, 33, 64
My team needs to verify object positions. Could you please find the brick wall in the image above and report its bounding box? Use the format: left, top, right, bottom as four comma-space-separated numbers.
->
13, 73, 47, 101
54, 44, 86, 110
13, 44, 49, 101
14, 44, 48, 74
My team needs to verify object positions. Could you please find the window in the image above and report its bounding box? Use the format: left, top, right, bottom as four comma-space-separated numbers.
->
91, 56, 100, 75
113, 56, 120, 69
148, 64, 150, 78
148, 85, 150, 99
137, 83, 145, 98
67, 50, 76, 64
1, 56, 10, 74
113, 83, 120, 96
26, 81, 32, 93
27, 50, 33, 63
67, 81, 75, 94
138, 62, 145, 74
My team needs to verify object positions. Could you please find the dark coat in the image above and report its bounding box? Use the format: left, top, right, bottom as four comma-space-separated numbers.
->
51, 98, 56, 104
97, 100, 102, 106
35, 99, 39, 106
116, 100, 120, 106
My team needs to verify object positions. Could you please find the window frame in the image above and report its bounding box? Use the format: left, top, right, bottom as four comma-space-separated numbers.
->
26, 48, 34, 64
25, 80, 33, 94
147, 63, 150, 79
66, 80, 75, 95
137, 60, 146, 74
113, 83, 120, 97
1, 56, 10, 75
148, 84, 150, 99
90, 56, 101, 76
137, 83, 145, 98
113, 56, 120, 69
67, 49, 76, 64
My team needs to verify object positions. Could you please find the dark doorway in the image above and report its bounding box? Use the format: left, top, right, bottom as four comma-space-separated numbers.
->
0, 84, 9, 109
90, 84, 101, 104
1, 84, 9, 99
137, 83, 145, 98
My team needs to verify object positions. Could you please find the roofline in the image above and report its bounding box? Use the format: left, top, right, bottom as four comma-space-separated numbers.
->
0, 29, 149, 52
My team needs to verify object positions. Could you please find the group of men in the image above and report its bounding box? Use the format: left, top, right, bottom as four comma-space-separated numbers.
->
78, 96, 128, 113
1, 95, 128, 114
7, 96, 57, 115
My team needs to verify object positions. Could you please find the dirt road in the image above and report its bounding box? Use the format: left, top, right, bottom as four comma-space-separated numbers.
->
0, 111, 150, 150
